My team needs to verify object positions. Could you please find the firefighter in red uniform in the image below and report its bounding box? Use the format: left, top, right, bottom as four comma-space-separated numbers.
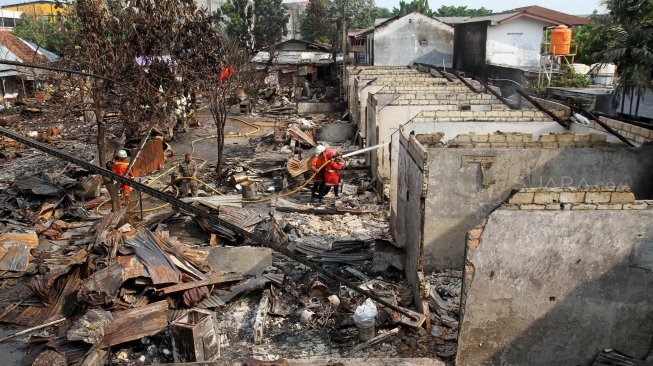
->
310, 145, 328, 202
112, 150, 133, 199
320, 148, 343, 199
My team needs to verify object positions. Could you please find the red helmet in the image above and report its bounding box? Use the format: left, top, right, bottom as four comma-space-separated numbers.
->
325, 148, 335, 159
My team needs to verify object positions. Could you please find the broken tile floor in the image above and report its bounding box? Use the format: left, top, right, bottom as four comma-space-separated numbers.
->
0, 111, 458, 365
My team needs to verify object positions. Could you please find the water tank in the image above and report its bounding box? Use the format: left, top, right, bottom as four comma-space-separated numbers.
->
550, 25, 572, 55
590, 63, 616, 85
571, 63, 590, 74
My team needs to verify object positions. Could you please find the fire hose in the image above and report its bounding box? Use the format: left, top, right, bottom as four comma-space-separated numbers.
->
0, 126, 421, 322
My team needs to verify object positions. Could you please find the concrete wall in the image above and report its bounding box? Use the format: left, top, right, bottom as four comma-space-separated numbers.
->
412, 146, 653, 271
485, 18, 549, 68
457, 207, 653, 365
317, 121, 355, 143
395, 130, 428, 310
367, 94, 552, 183
353, 75, 438, 142
373, 12, 454, 67
388, 122, 569, 223
297, 102, 345, 114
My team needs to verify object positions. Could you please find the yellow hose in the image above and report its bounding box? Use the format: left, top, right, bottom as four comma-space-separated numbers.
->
96, 116, 260, 213
97, 116, 334, 212
241, 160, 332, 204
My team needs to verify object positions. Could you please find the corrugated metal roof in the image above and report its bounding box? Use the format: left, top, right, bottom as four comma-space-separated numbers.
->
252, 51, 342, 65
435, 16, 470, 25
463, 5, 588, 26
462, 11, 520, 24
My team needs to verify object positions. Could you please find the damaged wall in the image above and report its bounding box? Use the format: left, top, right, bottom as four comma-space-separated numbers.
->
372, 12, 454, 67
366, 90, 552, 185
395, 130, 428, 310
457, 199, 653, 365
396, 135, 653, 271
388, 122, 570, 225
352, 75, 444, 142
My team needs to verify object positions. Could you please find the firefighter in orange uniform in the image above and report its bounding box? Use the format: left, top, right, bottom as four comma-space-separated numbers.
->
112, 150, 133, 199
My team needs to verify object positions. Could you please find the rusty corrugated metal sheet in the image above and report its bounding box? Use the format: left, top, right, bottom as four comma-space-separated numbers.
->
79, 255, 149, 305
124, 230, 180, 286
100, 300, 169, 347
0, 242, 30, 272
130, 138, 165, 177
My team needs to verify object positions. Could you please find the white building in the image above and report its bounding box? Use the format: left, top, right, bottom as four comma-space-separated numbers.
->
195, 0, 227, 14
453, 6, 588, 72
354, 12, 454, 67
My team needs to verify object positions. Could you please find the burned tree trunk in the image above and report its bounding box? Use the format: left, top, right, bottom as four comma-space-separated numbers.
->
210, 91, 228, 176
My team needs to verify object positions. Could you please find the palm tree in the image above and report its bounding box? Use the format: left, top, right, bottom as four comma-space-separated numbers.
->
598, 0, 653, 117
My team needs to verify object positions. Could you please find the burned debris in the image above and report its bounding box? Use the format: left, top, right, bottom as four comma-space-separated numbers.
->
0, 0, 650, 365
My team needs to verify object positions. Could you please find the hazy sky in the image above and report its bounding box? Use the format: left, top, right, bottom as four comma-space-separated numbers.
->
373, 0, 605, 15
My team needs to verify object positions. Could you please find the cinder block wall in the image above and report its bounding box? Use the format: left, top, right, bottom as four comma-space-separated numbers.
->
457, 189, 653, 365
395, 135, 653, 271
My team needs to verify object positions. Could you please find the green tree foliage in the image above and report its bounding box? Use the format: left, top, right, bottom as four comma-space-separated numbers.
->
572, 15, 605, 64
300, 0, 375, 45
434, 5, 492, 17
550, 64, 592, 88
254, 0, 289, 47
391, 0, 432, 17
333, 0, 375, 29
300, 0, 331, 43
591, 0, 653, 115
13, 14, 77, 56
218, 0, 288, 50
371, 6, 393, 21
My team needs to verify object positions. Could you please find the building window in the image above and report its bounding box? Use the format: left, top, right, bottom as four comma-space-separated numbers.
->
419, 40, 428, 46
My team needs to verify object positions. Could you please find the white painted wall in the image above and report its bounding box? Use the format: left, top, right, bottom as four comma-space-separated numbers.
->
485, 18, 550, 68
356, 83, 385, 139
373, 12, 454, 66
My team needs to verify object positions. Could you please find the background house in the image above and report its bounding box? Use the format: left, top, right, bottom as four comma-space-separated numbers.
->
283, 1, 307, 41
0, 9, 23, 28
453, 6, 588, 74
1, 0, 70, 22
0, 30, 58, 96
355, 12, 454, 67
252, 39, 341, 101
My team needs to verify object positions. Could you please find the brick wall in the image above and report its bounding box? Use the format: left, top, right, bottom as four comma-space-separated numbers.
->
411, 110, 552, 122
502, 186, 652, 211
444, 132, 621, 148
590, 117, 653, 144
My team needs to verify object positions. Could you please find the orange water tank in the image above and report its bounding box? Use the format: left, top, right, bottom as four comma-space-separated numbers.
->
550, 25, 572, 55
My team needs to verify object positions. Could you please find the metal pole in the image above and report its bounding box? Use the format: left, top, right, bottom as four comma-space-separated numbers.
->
139, 178, 144, 220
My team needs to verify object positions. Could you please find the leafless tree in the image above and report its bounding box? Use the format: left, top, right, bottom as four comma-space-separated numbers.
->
201, 39, 265, 175
58, 0, 223, 211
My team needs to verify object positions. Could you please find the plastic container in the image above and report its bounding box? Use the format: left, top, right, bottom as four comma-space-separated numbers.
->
571, 63, 590, 75
550, 25, 572, 55
590, 63, 616, 85
356, 321, 376, 341
353, 299, 378, 342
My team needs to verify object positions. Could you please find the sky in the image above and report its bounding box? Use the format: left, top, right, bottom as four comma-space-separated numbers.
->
373, 0, 605, 15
